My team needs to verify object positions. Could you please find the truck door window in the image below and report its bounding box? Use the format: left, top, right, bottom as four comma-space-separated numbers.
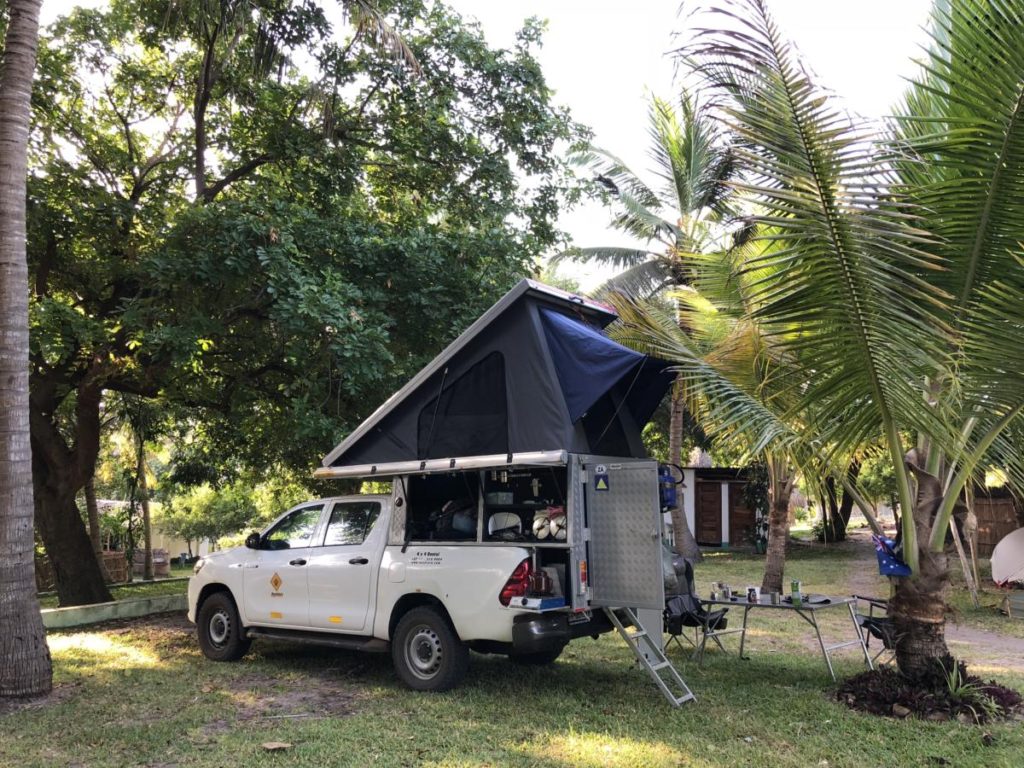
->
322, 502, 381, 546
264, 505, 323, 550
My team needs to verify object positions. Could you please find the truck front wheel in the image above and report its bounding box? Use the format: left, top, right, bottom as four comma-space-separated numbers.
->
197, 591, 251, 662
392, 606, 469, 692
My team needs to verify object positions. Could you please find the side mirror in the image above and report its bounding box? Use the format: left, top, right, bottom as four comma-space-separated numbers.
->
245, 532, 261, 550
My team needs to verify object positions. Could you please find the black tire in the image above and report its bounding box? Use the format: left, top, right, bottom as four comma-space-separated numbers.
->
197, 591, 251, 662
509, 647, 564, 666
391, 606, 469, 692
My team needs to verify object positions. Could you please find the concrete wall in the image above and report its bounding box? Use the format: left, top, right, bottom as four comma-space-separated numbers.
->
41, 593, 188, 630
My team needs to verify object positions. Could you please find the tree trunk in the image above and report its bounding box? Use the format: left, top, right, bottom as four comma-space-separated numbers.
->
30, 371, 112, 605
891, 459, 951, 679
667, 382, 702, 561
0, 0, 52, 697
134, 425, 154, 580
84, 476, 109, 582
761, 460, 793, 593
33, 478, 113, 606
821, 475, 838, 542
821, 461, 860, 543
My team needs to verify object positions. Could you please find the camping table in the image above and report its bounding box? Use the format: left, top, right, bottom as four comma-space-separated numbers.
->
701, 594, 873, 681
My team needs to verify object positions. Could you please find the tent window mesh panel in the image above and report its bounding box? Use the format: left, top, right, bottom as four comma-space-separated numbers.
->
417, 352, 508, 459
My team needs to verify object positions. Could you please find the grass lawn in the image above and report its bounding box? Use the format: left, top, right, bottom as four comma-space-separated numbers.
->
6, 542, 1022, 768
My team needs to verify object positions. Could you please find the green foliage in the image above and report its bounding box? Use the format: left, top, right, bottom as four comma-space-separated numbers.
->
615, 0, 1024, 586
859, 451, 899, 510
157, 482, 258, 546
157, 461, 312, 547
27, 0, 584, 486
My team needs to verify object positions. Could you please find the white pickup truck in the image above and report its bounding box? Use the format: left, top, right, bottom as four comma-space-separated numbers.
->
188, 457, 664, 692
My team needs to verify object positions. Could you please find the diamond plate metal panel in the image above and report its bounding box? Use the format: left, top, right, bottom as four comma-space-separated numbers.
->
586, 460, 664, 609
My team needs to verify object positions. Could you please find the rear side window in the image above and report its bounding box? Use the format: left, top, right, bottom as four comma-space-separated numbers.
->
322, 502, 381, 546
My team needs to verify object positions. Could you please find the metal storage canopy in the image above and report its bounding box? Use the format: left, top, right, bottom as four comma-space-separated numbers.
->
316, 279, 674, 479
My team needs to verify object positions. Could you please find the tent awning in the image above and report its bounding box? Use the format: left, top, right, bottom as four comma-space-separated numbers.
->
540, 308, 675, 427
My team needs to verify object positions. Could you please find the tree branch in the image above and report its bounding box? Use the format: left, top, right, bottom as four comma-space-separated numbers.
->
201, 153, 272, 203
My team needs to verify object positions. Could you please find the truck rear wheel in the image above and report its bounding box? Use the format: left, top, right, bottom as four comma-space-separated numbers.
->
392, 606, 469, 691
197, 591, 251, 662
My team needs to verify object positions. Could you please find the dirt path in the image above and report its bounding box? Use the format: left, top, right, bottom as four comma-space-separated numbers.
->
821, 530, 1024, 674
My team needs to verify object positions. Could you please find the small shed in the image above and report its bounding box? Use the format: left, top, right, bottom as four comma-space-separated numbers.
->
974, 486, 1024, 557
674, 467, 754, 549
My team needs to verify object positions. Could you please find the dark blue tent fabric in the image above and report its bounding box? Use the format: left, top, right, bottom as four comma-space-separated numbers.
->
540, 308, 671, 423
625, 356, 677, 429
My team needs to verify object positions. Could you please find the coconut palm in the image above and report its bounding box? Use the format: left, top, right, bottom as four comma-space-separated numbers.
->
0, 0, 52, 697
558, 93, 738, 560
620, 0, 1024, 678
610, 239, 821, 592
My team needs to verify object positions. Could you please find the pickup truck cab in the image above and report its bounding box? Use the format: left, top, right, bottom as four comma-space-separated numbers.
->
188, 476, 624, 691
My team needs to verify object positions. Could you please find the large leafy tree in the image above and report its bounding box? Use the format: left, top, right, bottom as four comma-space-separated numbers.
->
622, 0, 1024, 678
29, 0, 580, 605
560, 94, 736, 559
0, 0, 51, 698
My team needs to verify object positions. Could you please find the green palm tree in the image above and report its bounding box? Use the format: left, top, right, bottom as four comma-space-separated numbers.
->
558, 93, 738, 560
0, 0, 52, 698
611, 239, 819, 593
619, 0, 1024, 678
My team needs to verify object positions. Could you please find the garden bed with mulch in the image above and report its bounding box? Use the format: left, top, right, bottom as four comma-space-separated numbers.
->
837, 660, 1022, 724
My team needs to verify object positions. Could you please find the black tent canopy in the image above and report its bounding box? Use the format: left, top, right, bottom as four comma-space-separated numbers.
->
316, 280, 675, 478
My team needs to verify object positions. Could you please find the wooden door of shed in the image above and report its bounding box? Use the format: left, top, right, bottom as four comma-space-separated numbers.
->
728, 482, 755, 546
695, 482, 722, 546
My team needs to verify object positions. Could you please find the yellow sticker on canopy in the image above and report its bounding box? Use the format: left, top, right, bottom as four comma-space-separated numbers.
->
270, 611, 283, 619
328, 616, 342, 624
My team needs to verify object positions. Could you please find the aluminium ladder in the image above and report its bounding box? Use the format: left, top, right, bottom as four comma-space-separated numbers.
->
604, 607, 696, 707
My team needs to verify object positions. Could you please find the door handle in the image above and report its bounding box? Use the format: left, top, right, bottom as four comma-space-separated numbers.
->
289, 558, 307, 566
349, 557, 369, 565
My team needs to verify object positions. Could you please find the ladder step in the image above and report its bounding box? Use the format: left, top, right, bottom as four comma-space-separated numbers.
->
603, 607, 696, 708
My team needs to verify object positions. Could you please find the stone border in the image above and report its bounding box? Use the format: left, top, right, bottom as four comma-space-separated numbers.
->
42, 594, 188, 630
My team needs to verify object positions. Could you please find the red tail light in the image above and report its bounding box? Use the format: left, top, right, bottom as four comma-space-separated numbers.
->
499, 559, 532, 606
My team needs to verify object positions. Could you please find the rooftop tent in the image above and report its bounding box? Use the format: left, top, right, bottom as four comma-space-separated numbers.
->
317, 280, 675, 478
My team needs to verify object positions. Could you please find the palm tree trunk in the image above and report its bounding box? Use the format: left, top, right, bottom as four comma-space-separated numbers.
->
891, 461, 951, 679
761, 459, 793, 593
668, 381, 702, 561
0, 0, 52, 697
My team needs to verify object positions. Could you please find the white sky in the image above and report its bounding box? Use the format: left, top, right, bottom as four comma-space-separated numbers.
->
43, 0, 934, 289
446, 0, 934, 288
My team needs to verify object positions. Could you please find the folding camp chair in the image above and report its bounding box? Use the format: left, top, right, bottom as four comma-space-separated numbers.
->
853, 594, 896, 664
664, 559, 731, 663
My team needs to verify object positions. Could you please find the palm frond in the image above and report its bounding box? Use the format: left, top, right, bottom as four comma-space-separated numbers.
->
345, 0, 421, 76
591, 260, 673, 301
648, 93, 736, 220
609, 294, 797, 458
572, 146, 661, 210
680, 0, 960, 565
550, 246, 654, 269
891, 0, 1024, 320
